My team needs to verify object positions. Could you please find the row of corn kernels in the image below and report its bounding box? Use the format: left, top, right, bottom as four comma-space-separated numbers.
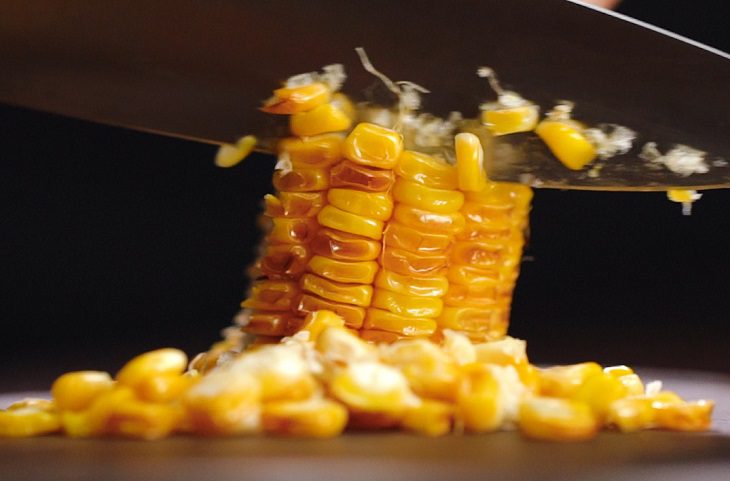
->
243, 79, 356, 337
1, 316, 713, 440
366, 141, 462, 340
440, 182, 533, 341
303, 122, 396, 331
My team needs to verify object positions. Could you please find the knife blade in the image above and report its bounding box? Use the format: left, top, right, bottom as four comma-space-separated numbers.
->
1, 0, 729, 190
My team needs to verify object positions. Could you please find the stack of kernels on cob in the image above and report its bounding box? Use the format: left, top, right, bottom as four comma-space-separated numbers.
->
236, 62, 532, 345
242, 70, 355, 338
441, 180, 533, 341
364, 140, 459, 341
304, 122, 398, 332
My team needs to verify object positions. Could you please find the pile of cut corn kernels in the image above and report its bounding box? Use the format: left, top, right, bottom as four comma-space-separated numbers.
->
0, 311, 713, 440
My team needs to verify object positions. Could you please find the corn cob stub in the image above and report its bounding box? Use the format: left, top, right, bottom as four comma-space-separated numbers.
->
236, 59, 534, 346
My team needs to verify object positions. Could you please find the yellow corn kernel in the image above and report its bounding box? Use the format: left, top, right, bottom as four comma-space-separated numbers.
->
443, 283, 497, 307
381, 339, 460, 401
519, 397, 598, 441
446, 265, 498, 287
327, 188, 394, 221
473, 337, 528, 366
330, 159, 395, 192
52, 371, 115, 412
457, 222, 509, 245
241, 280, 300, 311
374, 269, 448, 298
438, 305, 506, 333
455, 132, 488, 192
249, 335, 284, 346
667, 189, 700, 203
298, 294, 366, 329
380, 246, 447, 277
358, 329, 408, 344
383, 221, 452, 252
606, 397, 655, 433
603, 365, 634, 377
573, 372, 628, 420
649, 390, 684, 406
116, 348, 188, 395
392, 204, 466, 235
653, 400, 714, 432
6, 398, 55, 412
372, 289, 444, 318
464, 181, 533, 206
516, 363, 541, 394
317, 205, 384, 240
604, 366, 644, 396
456, 363, 503, 433
311, 228, 382, 261
307, 255, 379, 284
460, 200, 510, 228
301, 273, 373, 307
328, 361, 415, 416
290, 102, 352, 137
667, 190, 702, 215
183, 369, 262, 435
264, 192, 326, 218
441, 329, 477, 366
272, 166, 330, 192
268, 217, 318, 244
258, 244, 310, 279
364, 308, 438, 337
298, 309, 346, 341
215, 135, 258, 168
0, 406, 60, 438
538, 362, 603, 398
343, 122, 404, 170
60, 410, 99, 438
261, 82, 331, 114
90, 386, 182, 440
278, 134, 343, 168
262, 397, 348, 438
536, 119, 597, 170
315, 326, 379, 364
393, 178, 465, 214
616, 374, 644, 396
402, 400, 454, 436
395, 150, 458, 190
332, 92, 357, 121
231, 344, 317, 402
482, 105, 539, 136
137, 374, 197, 405
243, 311, 300, 337
449, 240, 503, 269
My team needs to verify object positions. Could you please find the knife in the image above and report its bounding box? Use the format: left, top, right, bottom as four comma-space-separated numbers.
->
1, 0, 729, 191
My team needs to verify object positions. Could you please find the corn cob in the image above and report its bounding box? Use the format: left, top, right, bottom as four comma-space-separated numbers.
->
238, 60, 532, 345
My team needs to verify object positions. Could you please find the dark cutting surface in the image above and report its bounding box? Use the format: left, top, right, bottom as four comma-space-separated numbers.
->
1, 368, 728, 481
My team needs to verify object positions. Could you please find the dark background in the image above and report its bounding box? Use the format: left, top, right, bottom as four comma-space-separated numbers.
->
1, 0, 728, 391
